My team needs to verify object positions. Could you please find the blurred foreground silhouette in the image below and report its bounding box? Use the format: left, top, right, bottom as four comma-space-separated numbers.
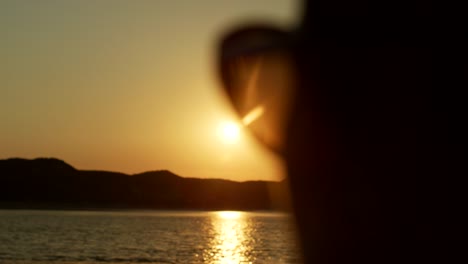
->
218, 0, 462, 263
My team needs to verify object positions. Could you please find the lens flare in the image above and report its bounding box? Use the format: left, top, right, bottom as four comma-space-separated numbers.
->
242, 105, 264, 126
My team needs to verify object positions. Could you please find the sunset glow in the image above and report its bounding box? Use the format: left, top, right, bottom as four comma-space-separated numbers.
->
0, 0, 297, 181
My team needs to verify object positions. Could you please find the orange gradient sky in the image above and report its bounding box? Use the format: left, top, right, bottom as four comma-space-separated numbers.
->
0, 0, 299, 181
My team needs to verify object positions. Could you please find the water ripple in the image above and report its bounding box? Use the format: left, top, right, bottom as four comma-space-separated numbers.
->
0, 210, 299, 263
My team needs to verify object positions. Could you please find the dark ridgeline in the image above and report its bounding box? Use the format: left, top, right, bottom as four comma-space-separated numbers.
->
0, 158, 290, 211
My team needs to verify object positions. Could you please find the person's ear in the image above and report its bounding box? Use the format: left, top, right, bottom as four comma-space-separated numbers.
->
218, 25, 296, 155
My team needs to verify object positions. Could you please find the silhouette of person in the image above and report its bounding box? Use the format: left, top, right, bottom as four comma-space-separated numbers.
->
218, 1, 460, 263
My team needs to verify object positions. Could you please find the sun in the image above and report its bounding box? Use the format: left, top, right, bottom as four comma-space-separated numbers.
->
218, 121, 241, 144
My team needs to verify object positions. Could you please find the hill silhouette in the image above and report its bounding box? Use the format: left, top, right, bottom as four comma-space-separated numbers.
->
0, 158, 289, 211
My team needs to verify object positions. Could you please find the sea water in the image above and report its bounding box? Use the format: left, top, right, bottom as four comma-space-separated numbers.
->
0, 210, 299, 263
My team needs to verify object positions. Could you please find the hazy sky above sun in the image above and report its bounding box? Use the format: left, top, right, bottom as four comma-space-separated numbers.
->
0, 0, 299, 181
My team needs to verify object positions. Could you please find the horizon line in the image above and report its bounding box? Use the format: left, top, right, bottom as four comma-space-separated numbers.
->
0, 156, 285, 183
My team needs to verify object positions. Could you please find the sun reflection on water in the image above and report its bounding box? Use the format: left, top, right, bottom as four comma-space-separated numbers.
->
204, 211, 253, 263
217, 211, 242, 219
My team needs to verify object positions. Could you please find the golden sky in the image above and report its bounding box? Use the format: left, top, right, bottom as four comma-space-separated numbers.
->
0, 0, 298, 181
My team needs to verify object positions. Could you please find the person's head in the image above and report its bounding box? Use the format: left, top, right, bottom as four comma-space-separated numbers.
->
217, 1, 439, 263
